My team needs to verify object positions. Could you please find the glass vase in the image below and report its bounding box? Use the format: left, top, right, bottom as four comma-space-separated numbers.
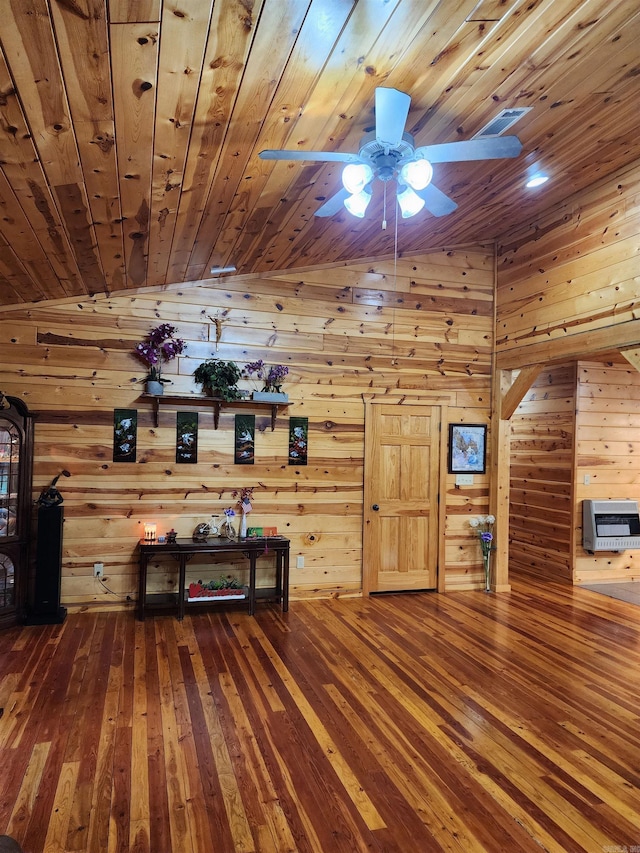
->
483, 553, 491, 592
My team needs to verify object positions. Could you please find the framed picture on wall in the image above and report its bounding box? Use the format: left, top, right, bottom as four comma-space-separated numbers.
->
448, 423, 487, 474
235, 414, 255, 464
176, 412, 198, 463
113, 409, 137, 463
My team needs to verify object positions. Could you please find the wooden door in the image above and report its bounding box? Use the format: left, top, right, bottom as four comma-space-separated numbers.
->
363, 403, 441, 594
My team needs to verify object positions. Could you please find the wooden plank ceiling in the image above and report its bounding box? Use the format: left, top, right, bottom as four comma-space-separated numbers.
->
0, 0, 638, 308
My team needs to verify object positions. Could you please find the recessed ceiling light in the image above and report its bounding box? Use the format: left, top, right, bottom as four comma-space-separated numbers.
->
526, 175, 549, 188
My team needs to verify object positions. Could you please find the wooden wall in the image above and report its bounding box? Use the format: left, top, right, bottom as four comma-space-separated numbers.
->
496, 159, 640, 363
510, 360, 640, 584
509, 365, 576, 581
498, 158, 640, 585
574, 361, 640, 584
0, 248, 495, 610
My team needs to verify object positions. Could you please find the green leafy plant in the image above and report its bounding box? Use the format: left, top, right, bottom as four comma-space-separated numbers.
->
193, 358, 242, 400
200, 575, 243, 590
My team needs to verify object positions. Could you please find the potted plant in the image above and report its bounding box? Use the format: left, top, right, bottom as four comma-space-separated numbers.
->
244, 359, 289, 403
193, 358, 242, 400
134, 323, 186, 395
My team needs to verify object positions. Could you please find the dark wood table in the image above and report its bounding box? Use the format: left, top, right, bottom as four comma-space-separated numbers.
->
137, 536, 290, 620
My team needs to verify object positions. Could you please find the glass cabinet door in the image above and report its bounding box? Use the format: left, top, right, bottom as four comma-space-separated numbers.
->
0, 421, 20, 607
0, 397, 34, 628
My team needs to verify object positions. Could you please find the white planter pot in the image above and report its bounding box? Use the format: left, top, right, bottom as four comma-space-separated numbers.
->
146, 380, 164, 396
252, 391, 288, 403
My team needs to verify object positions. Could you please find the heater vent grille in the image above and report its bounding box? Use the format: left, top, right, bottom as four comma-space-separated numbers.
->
473, 108, 532, 138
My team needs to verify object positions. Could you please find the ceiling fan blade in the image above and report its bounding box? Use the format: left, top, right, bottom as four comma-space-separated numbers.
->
375, 88, 411, 149
414, 183, 458, 217
414, 135, 522, 164
259, 149, 360, 163
314, 187, 350, 217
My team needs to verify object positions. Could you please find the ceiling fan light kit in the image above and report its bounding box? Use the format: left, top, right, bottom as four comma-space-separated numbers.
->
342, 163, 373, 194
344, 187, 373, 218
400, 158, 433, 192
259, 87, 524, 221
397, 184, 426, 218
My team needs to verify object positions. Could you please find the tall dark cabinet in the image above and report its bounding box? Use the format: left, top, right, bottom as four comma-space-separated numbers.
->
0, 396, 34, 629
27, 504, 66, 624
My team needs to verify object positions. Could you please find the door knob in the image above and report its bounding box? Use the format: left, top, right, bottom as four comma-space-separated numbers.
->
372, 504, 379, 511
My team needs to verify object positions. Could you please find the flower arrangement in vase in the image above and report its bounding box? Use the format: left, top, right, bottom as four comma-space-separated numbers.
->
470, 514, 495, 592
220, 506, 236, 538
232, 486, 254, 538
244, 360, 289, 402
135, 323, 186, 395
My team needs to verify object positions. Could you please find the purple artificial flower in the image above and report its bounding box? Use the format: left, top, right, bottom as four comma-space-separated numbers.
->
134, 324, 186, 383
244, 360, 288, 392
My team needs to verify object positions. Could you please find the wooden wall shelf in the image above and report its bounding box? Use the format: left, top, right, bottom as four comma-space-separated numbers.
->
140, 393, 289, 430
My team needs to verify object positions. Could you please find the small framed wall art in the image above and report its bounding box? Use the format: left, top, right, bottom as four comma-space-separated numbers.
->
288, 417, 308, 465
448, 423, 487, 474
176, 412, 198, 463
113, 409, 137, 463
235, 414, 255, 464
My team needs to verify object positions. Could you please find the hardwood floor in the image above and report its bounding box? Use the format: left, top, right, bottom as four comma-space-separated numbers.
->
1, 575, 639, 852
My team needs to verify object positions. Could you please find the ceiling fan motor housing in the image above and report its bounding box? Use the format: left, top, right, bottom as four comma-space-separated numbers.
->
358, 130, 416, 181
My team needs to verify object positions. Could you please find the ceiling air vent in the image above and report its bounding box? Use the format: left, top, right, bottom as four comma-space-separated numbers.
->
472, 107, 532, 138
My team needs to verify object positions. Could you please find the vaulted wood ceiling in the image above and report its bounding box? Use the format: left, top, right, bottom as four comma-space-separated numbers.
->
0, 0, 638, 308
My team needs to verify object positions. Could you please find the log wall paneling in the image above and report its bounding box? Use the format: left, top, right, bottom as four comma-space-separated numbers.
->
496, 161, 640, 366
574, 361, 640, 584
509, 365, 577, 581
0, 249, 495, 610
497, 161, 640, 586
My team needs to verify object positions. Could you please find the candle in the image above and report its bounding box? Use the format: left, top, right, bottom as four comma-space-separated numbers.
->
143, 522, 157, 542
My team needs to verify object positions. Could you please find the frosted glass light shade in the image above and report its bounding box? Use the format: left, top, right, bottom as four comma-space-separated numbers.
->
400, 158, 433, 191
344, 188, 372, 218
342, 163, 374, 195
397, 185, 425, 218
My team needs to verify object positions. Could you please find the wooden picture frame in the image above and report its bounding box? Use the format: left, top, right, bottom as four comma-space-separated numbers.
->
448, 423, 487, 474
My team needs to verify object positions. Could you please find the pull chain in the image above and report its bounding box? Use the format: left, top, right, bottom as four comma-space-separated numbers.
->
382, 182, 387, 230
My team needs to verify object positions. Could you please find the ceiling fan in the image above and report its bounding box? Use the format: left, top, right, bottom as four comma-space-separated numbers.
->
259, 88, 523, 220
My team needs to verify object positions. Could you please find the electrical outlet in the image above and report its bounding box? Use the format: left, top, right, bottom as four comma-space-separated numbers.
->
296, 555, 304, 569
93, 562, 104, 578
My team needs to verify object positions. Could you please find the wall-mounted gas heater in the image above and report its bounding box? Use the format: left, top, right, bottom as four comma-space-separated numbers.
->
582, 499, 640, 553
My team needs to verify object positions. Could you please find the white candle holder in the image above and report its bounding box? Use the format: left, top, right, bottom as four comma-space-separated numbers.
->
143, 522, 157, 542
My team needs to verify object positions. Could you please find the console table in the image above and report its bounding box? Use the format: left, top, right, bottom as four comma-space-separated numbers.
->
137, 536, 290, 620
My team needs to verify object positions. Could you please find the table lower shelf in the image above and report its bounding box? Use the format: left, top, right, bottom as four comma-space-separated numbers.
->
142, 587, 281, 615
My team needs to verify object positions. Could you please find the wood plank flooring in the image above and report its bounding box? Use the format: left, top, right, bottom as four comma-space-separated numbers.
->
1, 575, 639, 852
